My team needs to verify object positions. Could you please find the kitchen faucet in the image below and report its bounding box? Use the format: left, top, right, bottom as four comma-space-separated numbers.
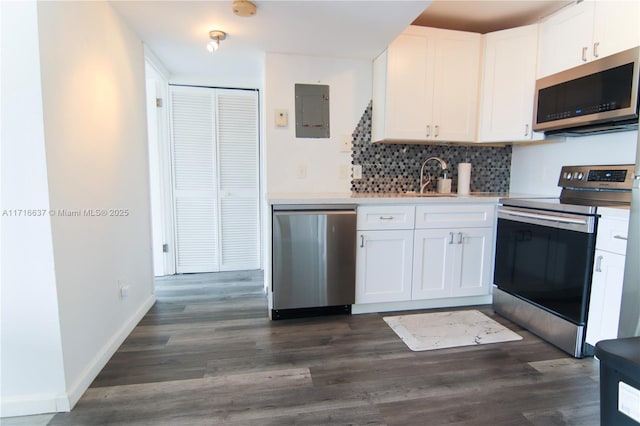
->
420, 157, 449, 194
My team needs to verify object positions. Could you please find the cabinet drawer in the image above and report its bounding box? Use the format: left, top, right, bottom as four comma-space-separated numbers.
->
357, 205, 415, 230
415, 204, 495, 229
597, 211, 630, 255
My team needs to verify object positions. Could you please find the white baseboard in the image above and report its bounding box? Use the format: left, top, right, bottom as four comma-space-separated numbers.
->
0, 393, 69, 418
351, 295, 492, 314
1, 294, 156, 418
65, 294, 156, 409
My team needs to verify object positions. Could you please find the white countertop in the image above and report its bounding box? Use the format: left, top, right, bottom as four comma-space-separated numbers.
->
266, 192, 539, 205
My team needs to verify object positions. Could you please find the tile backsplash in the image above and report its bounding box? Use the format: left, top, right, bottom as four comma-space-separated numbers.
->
351, 102, 512, 193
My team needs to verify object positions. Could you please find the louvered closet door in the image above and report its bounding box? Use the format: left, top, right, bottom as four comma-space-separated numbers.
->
216, 89, 260, 271
171, 87, 219, 273
170, 86, 260, 273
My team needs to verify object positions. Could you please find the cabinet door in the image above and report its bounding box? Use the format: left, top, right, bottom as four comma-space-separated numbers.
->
356, 230, 413, 303
537, 1, 595, 77
585, 250, 626, 345
592, 1, 640, 60
383, 30, 435, 141
479, 24, 543, 143
452, 228, 493, 297
412, 229, 455, 299
431, 29, 482, 142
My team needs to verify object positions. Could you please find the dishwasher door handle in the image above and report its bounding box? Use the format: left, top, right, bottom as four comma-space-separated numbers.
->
274, 210, 356, 216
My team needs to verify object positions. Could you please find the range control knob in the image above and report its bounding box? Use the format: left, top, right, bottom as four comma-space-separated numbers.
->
573, 171, 581, 180
577, 172, 584, 180
565, 171, 572, 180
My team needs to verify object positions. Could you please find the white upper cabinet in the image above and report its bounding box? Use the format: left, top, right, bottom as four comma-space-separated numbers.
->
372, 26, 482, 144
592, 1, 640, 59
538, 0, 640, 77
478, 24, 544, 143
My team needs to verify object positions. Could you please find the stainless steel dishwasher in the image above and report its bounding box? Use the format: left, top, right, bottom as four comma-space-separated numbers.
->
272, 204, 357, 319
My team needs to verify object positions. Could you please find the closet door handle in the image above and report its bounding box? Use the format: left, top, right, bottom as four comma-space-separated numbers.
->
582, 46, 588, 62
595, 255, 603, 273
593, 42, 600, 58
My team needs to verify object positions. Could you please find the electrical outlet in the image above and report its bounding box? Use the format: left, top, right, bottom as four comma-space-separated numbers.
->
352, 164, 363, 180
338, 164, 348, 180
118, 280, 130, 298
296, 164, 307, 179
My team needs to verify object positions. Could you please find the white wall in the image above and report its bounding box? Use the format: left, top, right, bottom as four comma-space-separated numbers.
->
36, 0, 156, 410
264, 53, 372, 193
0, 1, 68, 416
510, 131, 638, 196
170, 52, 265, 90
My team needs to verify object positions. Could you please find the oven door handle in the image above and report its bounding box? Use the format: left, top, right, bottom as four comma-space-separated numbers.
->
498, 208, 595, 233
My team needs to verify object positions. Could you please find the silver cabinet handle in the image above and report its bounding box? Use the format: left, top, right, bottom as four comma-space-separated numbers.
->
448, 232, 454, 245
524, 124, 529, 136
457, 232, 463, 244
595, 255, 603, 273
593, 42, 600, 58
582, 46, 588, 62
360, 235, 365, 248
379, 215, 394, 220
614, 235, 628, 241
426, 125, 431, 137
434, 125, 439, 138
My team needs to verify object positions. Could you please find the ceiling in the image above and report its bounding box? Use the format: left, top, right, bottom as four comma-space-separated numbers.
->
110, 1, 430, 76
414, 0, 572, 34
110, 0, 572, 77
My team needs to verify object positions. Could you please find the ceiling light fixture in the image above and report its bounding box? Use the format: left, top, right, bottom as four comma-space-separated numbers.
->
207, 30, 227, 53
232, 0, 256, 17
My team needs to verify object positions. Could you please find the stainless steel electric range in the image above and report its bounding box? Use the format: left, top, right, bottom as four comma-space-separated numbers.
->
493, 164, 634, 358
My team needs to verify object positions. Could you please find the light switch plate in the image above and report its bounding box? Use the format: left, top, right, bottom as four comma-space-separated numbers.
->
275, 109, 288, 127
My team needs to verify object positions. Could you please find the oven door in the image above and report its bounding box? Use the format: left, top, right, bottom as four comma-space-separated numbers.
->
494, 207, 597, 325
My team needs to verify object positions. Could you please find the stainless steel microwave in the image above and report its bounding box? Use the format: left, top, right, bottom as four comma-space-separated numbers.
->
533, 46, 640, 136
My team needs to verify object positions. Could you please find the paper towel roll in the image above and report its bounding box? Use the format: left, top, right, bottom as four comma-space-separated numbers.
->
457, 163, 471, 195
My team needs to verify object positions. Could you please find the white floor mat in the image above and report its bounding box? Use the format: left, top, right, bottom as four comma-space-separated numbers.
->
383, 310, 522, 351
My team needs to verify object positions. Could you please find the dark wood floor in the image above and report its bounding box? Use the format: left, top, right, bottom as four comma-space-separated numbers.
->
40, 271, 601, 425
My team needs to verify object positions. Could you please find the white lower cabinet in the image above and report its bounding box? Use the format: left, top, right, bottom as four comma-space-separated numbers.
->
412, 227, 493, 300
356, 230, 414, 303
355, 203, 495, 306
586, 250, 626, 345
585, 207, 629, 346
